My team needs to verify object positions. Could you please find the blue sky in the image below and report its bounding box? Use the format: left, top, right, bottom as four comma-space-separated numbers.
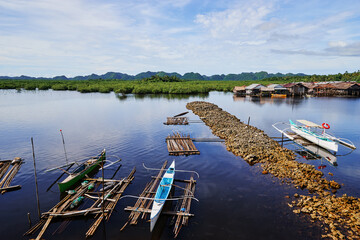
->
1, 0, 360, 77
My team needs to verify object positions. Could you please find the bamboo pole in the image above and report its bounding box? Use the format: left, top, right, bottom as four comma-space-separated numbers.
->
31, 137, 41, 219
60, 130, 68, 164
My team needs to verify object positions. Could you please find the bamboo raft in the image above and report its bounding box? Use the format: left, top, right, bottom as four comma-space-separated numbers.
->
0, 158, 23, 193
166, 132, 200, 156
24, 167, 136, 239
121, 161, 196, 238
164, 117, 189, 125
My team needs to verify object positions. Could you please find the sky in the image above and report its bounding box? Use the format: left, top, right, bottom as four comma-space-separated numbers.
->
1, 0, 360, 77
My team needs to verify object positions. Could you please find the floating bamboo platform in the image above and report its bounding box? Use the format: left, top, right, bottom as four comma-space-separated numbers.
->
166, 132, 200, 156
0, 158, 23, 194
24, 167, 136, 239
121, 161, 196, 238
164, 117, 189, 125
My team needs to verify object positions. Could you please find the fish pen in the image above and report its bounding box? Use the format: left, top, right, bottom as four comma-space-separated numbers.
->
0, 157, 23, 193
166, 132, 200, 156
121, 161, 196, 238
24, 167, 136, 239
164, 117, 189, 125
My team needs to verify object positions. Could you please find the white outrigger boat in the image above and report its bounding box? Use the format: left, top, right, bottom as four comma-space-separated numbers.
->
273, 120, 356, 152
150, 160, 175, 232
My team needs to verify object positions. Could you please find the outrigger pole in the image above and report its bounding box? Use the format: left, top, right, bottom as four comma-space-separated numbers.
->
142, 163, 200, 179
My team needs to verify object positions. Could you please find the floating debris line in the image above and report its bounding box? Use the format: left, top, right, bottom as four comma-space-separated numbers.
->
24, 167, 135, 239
0, 157, 23, 193
121, 161, 196, 238
166, 132, 200, 156
186, 101, 360, 239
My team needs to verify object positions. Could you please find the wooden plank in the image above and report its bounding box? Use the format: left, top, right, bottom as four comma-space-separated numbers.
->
34, 208, 57, 240
0, 185, 21, 191
24, 219, 47, 236
166, 133, 199, 155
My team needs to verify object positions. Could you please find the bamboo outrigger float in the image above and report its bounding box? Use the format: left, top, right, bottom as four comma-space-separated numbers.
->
121, 161, 197, 238
24, 167, 135, 239
0, 157, 23, 193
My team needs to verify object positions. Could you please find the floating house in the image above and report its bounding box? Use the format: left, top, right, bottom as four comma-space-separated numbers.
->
332, 82, 360, 96
301, 82, 318, 94
313, 83, 336, 96
283, 83, 309, 96
245, 84, 266, 96
267, 84, 289, 97
233, 86, 246, 96
259, 86, 273, 97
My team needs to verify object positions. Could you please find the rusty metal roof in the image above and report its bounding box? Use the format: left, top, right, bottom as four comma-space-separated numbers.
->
314, 83, 336, 89
331, 82, 360, 90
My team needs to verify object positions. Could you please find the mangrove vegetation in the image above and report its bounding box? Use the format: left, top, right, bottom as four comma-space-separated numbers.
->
0, 71, 359, 94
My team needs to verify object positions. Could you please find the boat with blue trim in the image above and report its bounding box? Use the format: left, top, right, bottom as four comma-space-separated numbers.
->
150, 160, 175, 232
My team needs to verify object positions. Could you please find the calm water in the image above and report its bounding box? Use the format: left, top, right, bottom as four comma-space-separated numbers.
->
0, 90, 359, 240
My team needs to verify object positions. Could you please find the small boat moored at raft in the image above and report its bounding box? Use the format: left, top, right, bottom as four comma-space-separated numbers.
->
57, 149, 106, 192
273, 120, 356, 152
150, 160, 175, 232
271, 93, 287, 98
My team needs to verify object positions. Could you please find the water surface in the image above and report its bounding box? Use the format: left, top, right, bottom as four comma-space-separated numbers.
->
0, 90, 359, 239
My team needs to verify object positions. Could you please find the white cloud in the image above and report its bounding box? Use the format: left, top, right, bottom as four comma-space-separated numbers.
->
195, 1, 274, 39
0, 0, 360, 76
328, 41, 347, 48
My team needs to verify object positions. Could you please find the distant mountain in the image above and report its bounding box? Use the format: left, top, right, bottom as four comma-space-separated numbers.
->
0, 71, 307, 81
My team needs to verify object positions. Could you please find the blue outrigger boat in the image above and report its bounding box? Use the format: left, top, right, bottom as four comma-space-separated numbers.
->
150, 160, 175, 232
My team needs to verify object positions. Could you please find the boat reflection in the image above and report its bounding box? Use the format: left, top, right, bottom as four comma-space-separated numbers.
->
293, 139, 338, 166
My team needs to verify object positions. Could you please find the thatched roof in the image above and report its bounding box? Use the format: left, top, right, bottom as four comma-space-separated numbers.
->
233, 86, 246, 91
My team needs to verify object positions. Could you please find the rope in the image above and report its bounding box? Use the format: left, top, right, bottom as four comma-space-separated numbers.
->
142, 163, 200, 178
119, 195, 199, 202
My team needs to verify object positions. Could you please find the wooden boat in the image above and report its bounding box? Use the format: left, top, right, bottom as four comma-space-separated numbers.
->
150, 160, 175, 232
273, 120, 356, 152
57, 149, 106, 192
271, 93, 287, 98
289, 120, 338, 152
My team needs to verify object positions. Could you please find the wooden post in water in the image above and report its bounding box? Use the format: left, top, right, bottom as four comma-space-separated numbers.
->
27, 212, 32, 227
247, 116, 251, 125
31, 137, 41, 219
60, 130, 68, 164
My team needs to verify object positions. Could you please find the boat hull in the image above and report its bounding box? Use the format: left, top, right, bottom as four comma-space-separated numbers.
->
150, 201, 163, 232
58, 150, 106, 192
291, 126, 338, 152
